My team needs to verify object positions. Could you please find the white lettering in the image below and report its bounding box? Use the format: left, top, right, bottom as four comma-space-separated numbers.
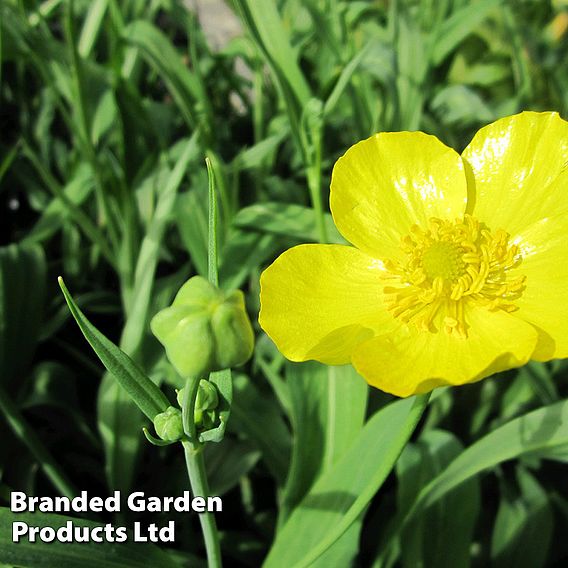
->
90, 497, 102, 512
12, 522, 28, 542
133, 522, 147, 542
127, 492, 145, 512
115, 526, 128, 542
39, 527, 56, 542
56, 521, 73, 542
160, 521, 175, 542
192, 497, 205, 512
10, 492, 27, 513
146, 497, 161, 512
207, 496, 222, 512
174, 492, 191, 512
91, 527, 103, 543
106, 491, 121, 512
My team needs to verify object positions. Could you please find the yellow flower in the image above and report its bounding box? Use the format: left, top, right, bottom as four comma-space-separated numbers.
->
259, 112, 568, 397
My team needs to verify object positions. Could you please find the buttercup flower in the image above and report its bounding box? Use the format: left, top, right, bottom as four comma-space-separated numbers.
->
259, 112, 568, 397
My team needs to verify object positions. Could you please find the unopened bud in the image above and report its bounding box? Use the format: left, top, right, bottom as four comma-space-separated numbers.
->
177, 379, 219, 428
153, 406, 184, 441
151, 276, 254, 378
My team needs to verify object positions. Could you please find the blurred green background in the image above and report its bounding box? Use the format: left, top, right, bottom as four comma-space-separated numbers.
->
1, 0, 568, 566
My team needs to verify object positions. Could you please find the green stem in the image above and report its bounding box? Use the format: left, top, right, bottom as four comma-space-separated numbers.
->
0, 384, 78, 499
181, 376, 200, 443
296, 392, 431, 568
307, 155, 328, 244
179, 155, 223, 567
182, 441, 223, 568
304, 116, 328, 244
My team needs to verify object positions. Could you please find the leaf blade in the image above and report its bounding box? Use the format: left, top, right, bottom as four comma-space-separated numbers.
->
58, 277, 169, 421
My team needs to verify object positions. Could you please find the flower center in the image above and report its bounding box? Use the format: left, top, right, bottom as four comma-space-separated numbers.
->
422, 241, 464, 281
382, 215, 525, 337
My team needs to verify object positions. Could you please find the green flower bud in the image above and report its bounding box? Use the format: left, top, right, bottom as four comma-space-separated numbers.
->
153, 406, 184, 442
151, 276, 254, 378
196, 379, 219, 411
176, 380, 219, 428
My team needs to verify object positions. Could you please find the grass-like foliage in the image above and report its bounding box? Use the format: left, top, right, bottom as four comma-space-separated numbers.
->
1, 0, 567, 566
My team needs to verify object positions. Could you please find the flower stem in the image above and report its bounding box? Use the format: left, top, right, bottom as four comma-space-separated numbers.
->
182, 441, 223, 568
179, 156, 223, 567
0, 383, 77, 499
181, 376, 200, 442
307, 160, 328, 245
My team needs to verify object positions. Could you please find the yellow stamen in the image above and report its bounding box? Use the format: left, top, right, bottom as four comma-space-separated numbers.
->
383, 215, 525, 337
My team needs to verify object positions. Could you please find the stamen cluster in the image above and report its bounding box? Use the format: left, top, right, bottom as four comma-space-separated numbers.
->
383, 215, 525, 337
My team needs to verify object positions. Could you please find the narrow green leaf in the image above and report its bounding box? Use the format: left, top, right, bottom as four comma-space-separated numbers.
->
0, 141, 19, 186
0, 383, 77, 499
58, 277, 169, 421
230, 373, 291, 485
266, 395, 429, 568
24, 163, 94, 244
176, 189, 209, 278
397, 430, 480, 568
322, 365, 368, 470
410, 399, 568, 518
123, 20, 203, 131
0, 243, 46, 387
233, 202, 343, 244
233, 0, 311, 107
78, 0, 109, 58
395, 11, 427, 130
323, 43, 372, 117
205, 438, 260, 496
230, 132, 287, 172
280, 362, 330, 520
280, 363, 367, 520
122, 136, 198, 348
431, 0, 501, 65
206, 156, 219, 287
491, 467, 553, 568
219, 230, 280, 292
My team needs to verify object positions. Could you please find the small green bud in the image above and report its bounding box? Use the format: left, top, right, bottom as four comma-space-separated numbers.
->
151, 276, 254, 378
153, 406, 184, 441
196, 379, 219, 411
176, 380, 219, 428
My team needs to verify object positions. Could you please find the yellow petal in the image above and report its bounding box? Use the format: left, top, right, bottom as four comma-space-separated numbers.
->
509, 212, 568, 360
351, 304, 538, 397
330, 132, 468, 259
462, 111, 568, 234
259, 244, 395, 364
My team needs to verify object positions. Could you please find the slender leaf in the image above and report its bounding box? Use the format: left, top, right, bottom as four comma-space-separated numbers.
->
491, 467, 553, 568
231, 373, 291, 485
58, 278, 169, 421
431, 0, 501, 65
0, 243, 46, 387
233, 202, 343, 244
397, 430, 480, 568
265, 395, 429, 568
410, 399, 568, 517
